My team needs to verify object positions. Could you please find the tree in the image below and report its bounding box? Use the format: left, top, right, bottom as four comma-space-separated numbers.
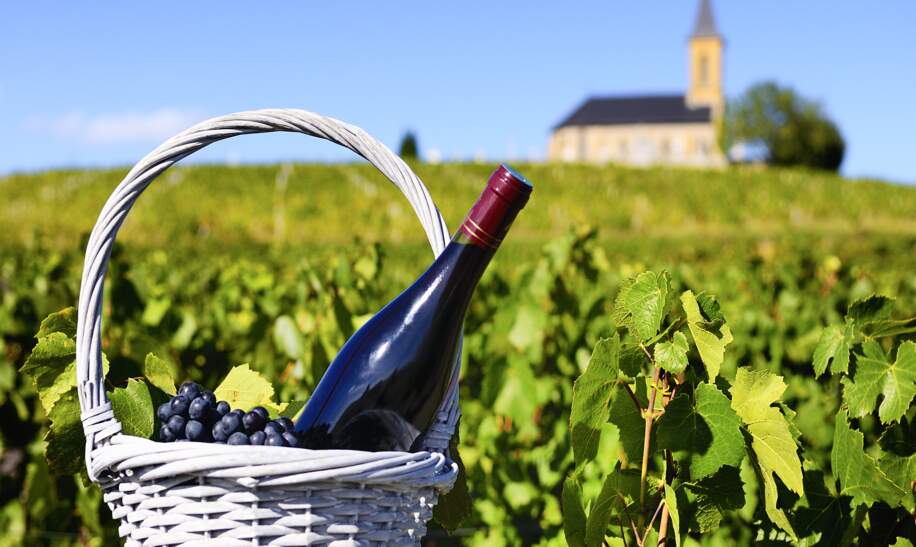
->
398, 131, 419, 161
719, 81, 845, 172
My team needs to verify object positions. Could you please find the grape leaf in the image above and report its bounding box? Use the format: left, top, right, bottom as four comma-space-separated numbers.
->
664, 484, 683, 547
613, 271, 669, 342
570, 335, 620, 467
110, 379, 155, 438
846, 295, 895, 325
585, 469, 640, 547
44, 389, 84, 475
877, 418, 916, 511
562, 475, 587, 547
730, 368, 803, 539
655, 332, 689, 375
843, 340, 916, 424
685, 466, 745, 533
813, 320, 854, 377
681, 291, 733, 381
656, 383, 744, 480
831, 409, 904, 508
793, 465, 851, 545
36, 307, 77, 338
619, 344, 649, 377
890, 538, 914, 547
143, 353, 175, 396
608, 376, 648, 466
20, 332, 77, 414
214, 364, 286, 415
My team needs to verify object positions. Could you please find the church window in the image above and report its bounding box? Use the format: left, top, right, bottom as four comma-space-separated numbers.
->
699, 54, 709, 86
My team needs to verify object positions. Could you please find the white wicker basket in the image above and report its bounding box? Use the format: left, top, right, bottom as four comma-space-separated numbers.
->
75, 109, 460, 546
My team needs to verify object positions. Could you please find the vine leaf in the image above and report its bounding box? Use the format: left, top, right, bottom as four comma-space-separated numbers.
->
664, 484, 682, 547
214, 364, 286, 416
585, 469, 640, 547
877, 418, 916, 511
812, 320, 854, 377
846, 295, 895, 325
831, 409, 905, 508
44, 388, 84, 475
681, 291, 732, 381
730, 368, 803, 539
110, 379, 155, 438
655, 332, 689, 375
20, 332, 77, 414
570, 335, 620, 467
143, 353, 176, 396
843, 340, 916, 424
36, 306, 77, 338
613, 271, 670, 342
561, 475, 587, 547
656, 383, 744, 481
685, 466, 745, 533
608, 376, 648, 466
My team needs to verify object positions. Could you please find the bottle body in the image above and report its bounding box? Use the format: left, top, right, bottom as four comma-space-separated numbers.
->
295, 165, 532, 451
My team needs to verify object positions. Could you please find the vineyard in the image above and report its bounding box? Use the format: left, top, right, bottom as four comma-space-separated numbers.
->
1, 162, 915, 545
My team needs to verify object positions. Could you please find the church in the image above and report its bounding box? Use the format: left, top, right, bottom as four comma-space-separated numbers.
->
548, 0, 725, 167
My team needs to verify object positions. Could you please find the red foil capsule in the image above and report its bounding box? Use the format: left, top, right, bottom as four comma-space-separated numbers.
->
459, 164, 533, 249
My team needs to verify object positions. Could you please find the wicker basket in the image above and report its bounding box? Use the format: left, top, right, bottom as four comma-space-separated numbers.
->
75, 109, 460, 546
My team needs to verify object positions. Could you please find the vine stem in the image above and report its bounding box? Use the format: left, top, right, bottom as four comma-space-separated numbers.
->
639, 365, 662, 528
657, 505, 670, 546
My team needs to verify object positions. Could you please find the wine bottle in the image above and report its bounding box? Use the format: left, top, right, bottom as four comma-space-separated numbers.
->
295, 164, 532, 451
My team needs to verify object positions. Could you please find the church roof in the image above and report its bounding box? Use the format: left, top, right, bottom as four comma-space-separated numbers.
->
691, 0, 721, 38
554, 95, 712, 128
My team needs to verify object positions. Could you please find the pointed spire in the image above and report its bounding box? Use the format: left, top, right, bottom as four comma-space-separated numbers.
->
690, 0, 721, 39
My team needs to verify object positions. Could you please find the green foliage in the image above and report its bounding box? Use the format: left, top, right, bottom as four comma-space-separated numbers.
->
720, 80, 846, 171
398, 131, 419, 160
2, 163, 916, 544
570, 335, 621, 467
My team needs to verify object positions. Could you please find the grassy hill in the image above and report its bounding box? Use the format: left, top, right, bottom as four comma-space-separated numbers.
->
2, 162, 915, 272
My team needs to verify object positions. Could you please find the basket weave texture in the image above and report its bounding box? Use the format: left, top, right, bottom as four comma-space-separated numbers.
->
75, 109, 460, 546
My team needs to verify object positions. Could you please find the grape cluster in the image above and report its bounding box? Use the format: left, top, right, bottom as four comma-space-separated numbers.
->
156, 381, 305, 447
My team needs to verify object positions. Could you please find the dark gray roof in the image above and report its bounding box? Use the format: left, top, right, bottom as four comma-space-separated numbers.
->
554, 95, 712, 128
691, 0, 721, 38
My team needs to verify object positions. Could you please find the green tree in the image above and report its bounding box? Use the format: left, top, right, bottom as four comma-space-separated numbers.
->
398, 131, 419, 161
719, 81, 845, 172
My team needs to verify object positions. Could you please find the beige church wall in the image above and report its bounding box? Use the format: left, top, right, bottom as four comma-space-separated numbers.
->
687, 36, 724, 115
548, 123, 724, 167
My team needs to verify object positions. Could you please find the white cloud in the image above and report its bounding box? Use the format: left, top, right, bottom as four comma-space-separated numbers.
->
24, 108, 201, 144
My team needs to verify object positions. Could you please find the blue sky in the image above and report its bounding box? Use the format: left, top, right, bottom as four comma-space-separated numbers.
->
2, 1, 914, 183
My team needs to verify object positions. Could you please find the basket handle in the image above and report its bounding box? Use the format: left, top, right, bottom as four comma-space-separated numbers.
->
75, 109, 460, 474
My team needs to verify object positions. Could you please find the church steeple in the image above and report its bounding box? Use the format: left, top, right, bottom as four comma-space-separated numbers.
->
686, 0, 724, 116
691, 0, 721, 39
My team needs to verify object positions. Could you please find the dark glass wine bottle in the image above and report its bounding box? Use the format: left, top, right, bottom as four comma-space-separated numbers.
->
295, 164, 532, 451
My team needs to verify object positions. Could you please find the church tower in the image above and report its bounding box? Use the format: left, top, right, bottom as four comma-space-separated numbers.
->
686, 0, 724, 116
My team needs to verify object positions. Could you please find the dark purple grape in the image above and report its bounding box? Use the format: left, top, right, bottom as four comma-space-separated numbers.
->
185, 420, 209, 442
212, 422, 228, 442
159, 424, 176, 442
230, 409, 245, 419
265, 433, 288, 447
157, 402, 172, 422
250, 431, 266, 445
282, 432, 300, 448
170, 395, 190, 417
178, 381, 201, 400
228, 432, 250, 445
167, 415, 187, 438
251, 406, 269, 420
220, 414, 241, 435
242, 411, 266, 434
200, 391, 217, 406
277, 417, 295, 431
189, 397, 210, 420
216, 401, 231, 417
264, 421, 283, 435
